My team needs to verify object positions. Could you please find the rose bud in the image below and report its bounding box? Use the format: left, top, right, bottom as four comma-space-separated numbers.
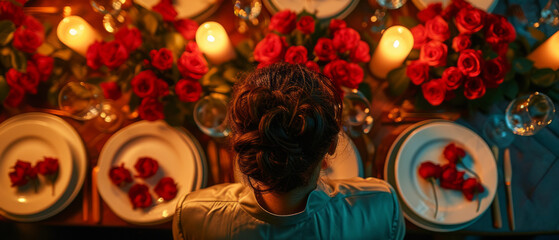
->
109, 163, 132, 186
443, 143, 466, 164
134, 157, 159, 178
462, 178, 484, 201
418, 161, 442, 179
154, 177, 178, 201
36, 157, 59, 176
128, 183, 153, 209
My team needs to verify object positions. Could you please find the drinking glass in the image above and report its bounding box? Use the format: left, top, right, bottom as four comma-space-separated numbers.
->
90, 0, 127, 33
58, 81, 123, 132
483, 92, 555, 147
194, 94, 231, 138
342, 89, 374, 138
366, 0, 407, 32
232, 0, 264, 34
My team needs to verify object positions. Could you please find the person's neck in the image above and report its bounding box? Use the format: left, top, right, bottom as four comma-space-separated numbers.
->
256, 183, 316, 215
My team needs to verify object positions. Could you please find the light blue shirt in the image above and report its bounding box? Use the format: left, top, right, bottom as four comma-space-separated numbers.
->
173, 177, 405, 239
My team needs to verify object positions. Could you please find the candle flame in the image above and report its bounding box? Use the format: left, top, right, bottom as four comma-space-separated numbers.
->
393, 40, 400, 48
207, 35, 215, 42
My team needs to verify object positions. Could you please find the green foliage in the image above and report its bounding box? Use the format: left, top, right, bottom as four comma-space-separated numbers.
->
0, 76, 8, 102
0, 20, 15, 46
398, 16, 419, 29
386, 66, 409, 97
531, 68, 556, 88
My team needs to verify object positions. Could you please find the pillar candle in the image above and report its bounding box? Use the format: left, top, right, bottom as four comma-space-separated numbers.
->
528, 31, 559, 70
57, 16, 102, 56
369, 26, 414, 79
195, 21, 236, 65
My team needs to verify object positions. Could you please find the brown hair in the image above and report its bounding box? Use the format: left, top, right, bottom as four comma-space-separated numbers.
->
228, 63, 342, 193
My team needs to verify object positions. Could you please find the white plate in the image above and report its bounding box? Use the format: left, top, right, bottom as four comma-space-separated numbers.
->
0, 122, 73, 216
0, 113, 87, 222
134, 0, 221, 21
410, 0, 496, 13
384, 120, 482, 232
175, 127, 207, 190
97, 120, 196, 225
394, 121, 497, 225
323, 132, 363, 179
263, 0, 360, 19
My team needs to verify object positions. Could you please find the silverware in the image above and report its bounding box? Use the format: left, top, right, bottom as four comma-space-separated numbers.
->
491, 145, 502, 229
92, 166, 101, 224
384, 107, 460, 123
504, 148, 515, 231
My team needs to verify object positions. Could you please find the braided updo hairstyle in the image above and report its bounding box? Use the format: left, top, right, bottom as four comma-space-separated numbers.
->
229, 63, 342, 193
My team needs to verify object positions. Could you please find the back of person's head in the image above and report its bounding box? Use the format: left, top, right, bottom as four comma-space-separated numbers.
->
228, 62, 342, 193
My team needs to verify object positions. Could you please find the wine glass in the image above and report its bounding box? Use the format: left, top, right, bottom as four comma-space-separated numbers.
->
483, 92, 555, 148
90, 0, 127, 33
366, 0, 408, 32
342, 89, 374, 138
193, 93, 231, 138
58, 81, 123, 132
233, 0, 264, 34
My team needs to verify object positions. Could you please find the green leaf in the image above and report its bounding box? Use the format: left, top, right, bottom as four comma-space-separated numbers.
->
527, 27, 547, 42
398, 16, 419, 29
70, 63, 87, 80
37, 43, 55, 56
386, 66, 409, 96
502, 76, 519, 99
0, 76, 9, 102
128, 92, 141, 113
11, 50, 26, 72
0, 20, 15, 46
531, 68, 556, 87
143, 13, 159, 35
357, 82, 372, 101
408, 49, 420, 60
512, 57, 534, 74
52, 49, 73, 61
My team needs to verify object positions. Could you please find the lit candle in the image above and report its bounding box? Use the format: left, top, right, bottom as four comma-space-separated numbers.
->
57, 16, 102, 56
369, 26, 414, 79
195, 21, 236, 65
528, 31, 559, 70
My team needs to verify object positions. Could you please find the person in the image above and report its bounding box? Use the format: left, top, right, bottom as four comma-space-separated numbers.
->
172, 63, 405, 239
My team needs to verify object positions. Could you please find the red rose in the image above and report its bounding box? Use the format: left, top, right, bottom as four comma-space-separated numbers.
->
485, 14, 516, 45
420, 40, 447, 67
138, 97, 165, 121
0, 1, 24, 26
451, 34, 471, 52
443, 143, 466, 164
150, 48, 173, 70
411, 24, 428, 49
32, 54, 54, 82
152, 0, 177, 22
115, 27, 142, 53
184, 41, 201, 54
100, 40, 129, 69
254, 33, 287, 65
491, 42, 509, 58
483, 57, 506, 88
177, 51, 209, 80
457, 49, 483, 77
128, 183, 152, 209
463, 76, 486, 100
268, 10, 297, 35
417, 3, 442, 23
174, 18, 198, 40
12, 27, 42, 53
442, 0, 471, 20
350, 41, 371, 63
296, 16, 315, 34
462, 178, 484, 201
86, 41, 103, 70
406, 60, 429, 85
314, 38, 337, 61
22, 15, 44, 35
305, 61, 320, 73
109, 163, 132, 186
100, 81, 122, 100
36, 157, 59, 175
154, 177, 178, 201
421, 78, 446, 106
442, 66, 463, 90
284, 46, 308, 64
439, 164, 465, 190
425, 16, 450, 42
4, 85, 25, 108
418, 161, 442, 179
175, 79, 202, 102
332, 28, 360, 53
6, 62, 40, 94
455, 7, 485, 34
131, 70, 168, 98
328, 19, 346, 35
134, 157, 159, 178
9, 160, 37, 187
323, 59, 363, 89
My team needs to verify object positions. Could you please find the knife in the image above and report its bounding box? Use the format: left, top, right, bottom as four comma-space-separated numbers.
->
490, 145, 502, 229
504, 148, 515, 231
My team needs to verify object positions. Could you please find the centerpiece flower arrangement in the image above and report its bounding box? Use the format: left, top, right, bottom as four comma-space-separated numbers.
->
252, 10, 372, 95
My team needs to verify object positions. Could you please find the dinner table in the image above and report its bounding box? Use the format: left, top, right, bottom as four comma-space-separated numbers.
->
1, 0, 559, 236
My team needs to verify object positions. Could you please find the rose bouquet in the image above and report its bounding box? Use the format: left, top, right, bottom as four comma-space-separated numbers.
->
253, 10, 371, 95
